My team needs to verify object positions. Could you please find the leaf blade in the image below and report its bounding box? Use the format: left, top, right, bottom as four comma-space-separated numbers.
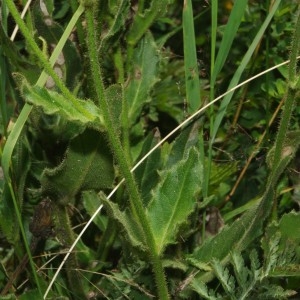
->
147, 147, 202, 255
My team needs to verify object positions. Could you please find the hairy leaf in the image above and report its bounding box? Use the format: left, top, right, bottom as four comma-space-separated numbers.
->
41, 129, 114, 204
126, 0, 171, 47
211, 259, 236, 299
146, 147, 202, 255
231, 251, 250, 289
106, 84, 123, 135
124, 32, 159, 126
279, 211, 300, 241
21, 82, 104, 129
99, 0, 130, 52
101, 194, 147, 251
134, 130, 162, 206
191, 280, 219, 300
165, 121, 201, 168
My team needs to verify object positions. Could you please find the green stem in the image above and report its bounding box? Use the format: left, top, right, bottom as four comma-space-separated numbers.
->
84, 4, 169, 299
4, 1, 88, 117
272, 12, 300, 168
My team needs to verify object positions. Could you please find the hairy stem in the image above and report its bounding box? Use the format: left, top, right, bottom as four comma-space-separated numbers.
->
4, 0, 88, 117
83, 3, 169, 299
272, 11, 300, 169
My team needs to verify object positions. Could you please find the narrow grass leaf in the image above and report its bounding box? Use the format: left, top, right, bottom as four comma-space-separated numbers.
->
1, 105, 32, 181
146, 147, 202, 255
211, 0, 248, 85
183, 0, 201, 112
211, 0, 281, 142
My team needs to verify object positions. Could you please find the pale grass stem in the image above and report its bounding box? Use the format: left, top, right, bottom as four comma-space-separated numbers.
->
44, 57, 300, 299
10, 0, 33, 41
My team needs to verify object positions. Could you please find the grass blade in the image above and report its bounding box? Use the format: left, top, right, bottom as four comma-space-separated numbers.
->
183, 0, 201, 112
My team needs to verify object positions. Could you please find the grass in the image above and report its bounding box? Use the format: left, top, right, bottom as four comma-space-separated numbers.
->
0, 1, 300, 299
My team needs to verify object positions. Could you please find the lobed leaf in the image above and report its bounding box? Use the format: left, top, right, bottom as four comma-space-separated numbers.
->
211, 259, 236, 299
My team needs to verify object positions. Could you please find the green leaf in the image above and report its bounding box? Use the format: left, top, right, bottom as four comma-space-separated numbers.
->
191, 280, 219, 300
134, 130, 162, 206
41, 129, 114, 204
101, 194, 147, 251
146, 147, 202, 255
187, 204, 262, 278
32, 3, 82, 90
210, 0, 248, 85
231, 251, 251, 289
211, 0, 281, 142
183, 0, 201, 112
99, 0, 130, 52
211, 259, 236, 299
0, 184, 20, 245
126, 0, 171, 47
125, 32, 159, 126
21, 82, 104, 129
165, 121, 201, 168
279, 211, 300, 241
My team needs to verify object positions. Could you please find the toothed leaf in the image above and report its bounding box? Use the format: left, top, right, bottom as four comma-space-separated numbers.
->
41, 129, 114, 204
146, 147, 202, 255
21, 81, 104, 129
101, 195, 147, 251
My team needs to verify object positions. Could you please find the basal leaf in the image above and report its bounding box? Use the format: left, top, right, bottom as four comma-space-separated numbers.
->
41, 129, 114, 204
101, 195, 147, 251
146, 147, 202, 255
125, 32, 159, 126
21, 82, 104, 129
